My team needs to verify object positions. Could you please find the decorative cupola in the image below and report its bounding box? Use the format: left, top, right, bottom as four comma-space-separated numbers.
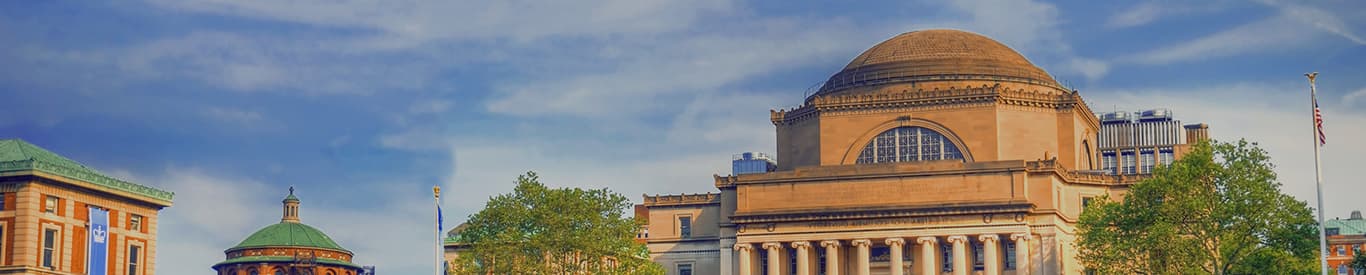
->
282, 186, 301, 223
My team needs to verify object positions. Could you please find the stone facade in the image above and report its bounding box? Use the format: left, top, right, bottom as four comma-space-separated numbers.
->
640, 30, 1206, 275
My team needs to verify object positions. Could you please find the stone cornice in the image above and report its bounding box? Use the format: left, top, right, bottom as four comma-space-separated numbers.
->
0, 160, 174, 205
1024, 158, 1147, 185
642, 192, 721, 207
730, 201, 1032, 224
715, 160, 1027, 188
773, 84, 1092, 126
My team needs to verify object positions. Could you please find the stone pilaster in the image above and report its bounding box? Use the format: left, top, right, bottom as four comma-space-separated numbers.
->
885, 238, 905, 275
947, 236, 969, 275
1010, 233, 1032, 275
792, 241, 812, 275
763, 242, 784, 275
851, 239, 871, 275
735, 243, 755, 275
820, 240, 841, 275
979, 235, 1001, 275
916, 237, 939, 275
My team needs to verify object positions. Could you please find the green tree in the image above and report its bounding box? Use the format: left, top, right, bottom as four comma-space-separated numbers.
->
1352, 248, 1366, 273
449, 171, 663, 274
1076, 140, 1319, 275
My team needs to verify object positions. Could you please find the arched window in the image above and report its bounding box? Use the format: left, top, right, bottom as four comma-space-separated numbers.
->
856, 126, 964, 164
275, 269, 286, 275
249, 269, 259, 275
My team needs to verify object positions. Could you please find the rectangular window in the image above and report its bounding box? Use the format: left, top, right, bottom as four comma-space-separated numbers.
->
678, 216, 691, 238
1101, 151, 1117, 174
942, 243, 953, 272
1121, 150, 1136, 174
42, 228, 57, 268
130, 214, 143, 232
1160, 147, 1175, 165
44, 196, 58, 214
974, 241, 985, 270
677, 263, 692, 275
1339, 245, 1347, 256
128, 245, 141, 275
1005, 241, 1016, 270
0, 193, 5, 211
1141, 149, 1155, 174
1083, 196, 1095, 209
1355, 244, 1361, 254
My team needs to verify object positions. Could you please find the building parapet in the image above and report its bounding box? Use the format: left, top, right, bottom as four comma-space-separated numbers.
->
642, 192, 721, 207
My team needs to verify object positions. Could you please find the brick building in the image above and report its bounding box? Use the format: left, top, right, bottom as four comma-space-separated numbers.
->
0, 138, 174, 275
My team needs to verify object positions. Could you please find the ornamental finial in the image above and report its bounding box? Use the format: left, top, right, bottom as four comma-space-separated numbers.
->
1306, 72, 1318, 83
289, 186, 295, 195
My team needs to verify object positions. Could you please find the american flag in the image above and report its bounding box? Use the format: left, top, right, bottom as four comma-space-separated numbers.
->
1315, 95, 1326, 146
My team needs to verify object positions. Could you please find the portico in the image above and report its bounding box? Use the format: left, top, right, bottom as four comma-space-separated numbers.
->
734, 232, 1032, 275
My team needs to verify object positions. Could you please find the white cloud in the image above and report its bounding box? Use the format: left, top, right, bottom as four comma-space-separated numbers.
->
1108, 2, 1164, 29
483, 20, 864, 118
203, 107, 265, 124
1087, 82, 1366, 218
1124, 1, 1365, 65
1344, 88, 1366, 107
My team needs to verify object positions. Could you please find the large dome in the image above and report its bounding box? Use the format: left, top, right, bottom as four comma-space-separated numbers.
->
231, 222, 349, 252
813, 29, 1060, 98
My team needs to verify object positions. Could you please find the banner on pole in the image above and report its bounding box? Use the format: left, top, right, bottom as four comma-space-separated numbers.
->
89, 207, 110, 275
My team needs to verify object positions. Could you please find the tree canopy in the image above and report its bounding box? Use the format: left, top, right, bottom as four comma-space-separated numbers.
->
1076, 140, 1319, 275
449, 171, 663, 274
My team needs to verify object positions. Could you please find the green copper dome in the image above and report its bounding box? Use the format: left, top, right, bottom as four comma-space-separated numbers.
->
230, 222, 349, 252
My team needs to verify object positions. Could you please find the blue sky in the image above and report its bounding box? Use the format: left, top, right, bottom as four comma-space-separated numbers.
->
3, 0, 1365, 274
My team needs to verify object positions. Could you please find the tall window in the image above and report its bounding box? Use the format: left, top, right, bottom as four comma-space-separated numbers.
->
856, 127, 964, 164
973, 241, 985, 270
678, 216, 691, 238
1121, 150, 1136, 174
941, 243, 953, 272
128, 245, 141, 275
130, 215, 143, 232
1339, 246, 1347, 256
1140, 149, 1155, 173
1101, 151, 1117, 174
44, 196, 58, 214
677, 263, 693, 275
42, 228, 57, 268
1005, 241, 1016, 270
1159, 147, 1175, 166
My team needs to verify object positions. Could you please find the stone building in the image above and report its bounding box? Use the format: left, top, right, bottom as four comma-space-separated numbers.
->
0, 139, 173, 275
213, 188, 364, 275
640, 29, 1207, 275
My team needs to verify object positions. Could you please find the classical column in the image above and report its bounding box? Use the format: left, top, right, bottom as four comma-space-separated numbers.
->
1010, 233, 1032, 275
763, 242, 785, 275
851, 239, 872, 275
979, 235, 1001, 275
792, 241, 813, 275
947, 236, 969, 275
736, 243, 756, 275
916, 237, 939, 275
820, 240, 842, 275
885, 238, 906, 275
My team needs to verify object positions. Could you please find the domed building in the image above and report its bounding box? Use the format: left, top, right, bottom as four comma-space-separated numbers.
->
213, 188, 365, 275
639, 29, 1208, 275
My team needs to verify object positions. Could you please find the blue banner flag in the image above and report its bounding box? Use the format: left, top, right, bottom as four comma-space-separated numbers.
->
88, 207, 109, 275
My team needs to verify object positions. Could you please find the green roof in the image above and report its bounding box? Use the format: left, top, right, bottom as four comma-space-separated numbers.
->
212, 256, 361, 269
1327, 218, 1366, 235
232, 222, 349, 252
0, 139, 174, 203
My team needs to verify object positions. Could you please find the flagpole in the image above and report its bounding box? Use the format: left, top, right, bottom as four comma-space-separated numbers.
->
434, 186, 443, 275
1308, 72, 1329, 275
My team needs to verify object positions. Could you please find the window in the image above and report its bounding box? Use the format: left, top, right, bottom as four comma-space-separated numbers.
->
677, 263, 693, 275
1121, 150, 1136, 174
1159, 147, 1175, 165
275, 270, 285, 275
128, 245, 141, 275
1140, 149, 1155, 173
1339, 246, 1347, 256
44, 196, 58, 214
249, 270, 259, 275
941, 243, 953, 272
130, 215, 143, 232
0, 193, 5, 211
678, 216, 691, 238
42, 228, 57, 268
1005, 241, 1016, 270
856, 127, 964, 164
1082, 197, 1095, 209
1101, 151, 1117, 174
1339, 264, 1348, 275
974, 241, 984, 270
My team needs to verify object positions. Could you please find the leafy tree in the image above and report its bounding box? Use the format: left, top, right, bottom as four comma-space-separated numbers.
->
1076, 140, 1319, 275
449, 171, 663, 274
1352, 248, 1366, 272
